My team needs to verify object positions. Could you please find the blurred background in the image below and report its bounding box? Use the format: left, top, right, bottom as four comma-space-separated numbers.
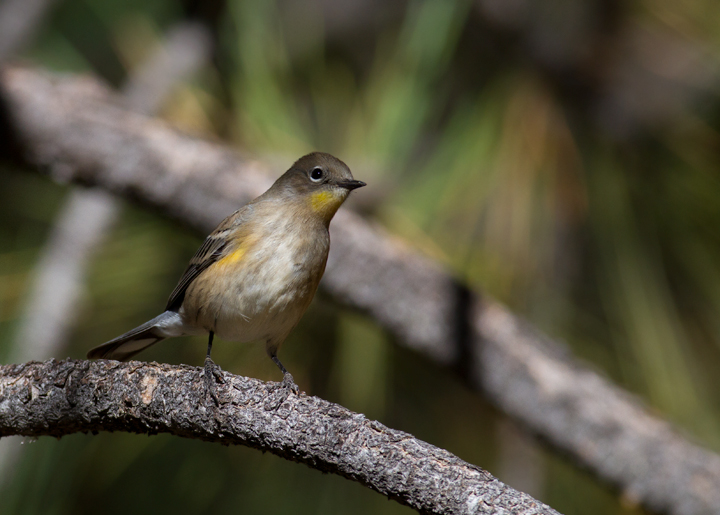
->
1, 0, 720, 513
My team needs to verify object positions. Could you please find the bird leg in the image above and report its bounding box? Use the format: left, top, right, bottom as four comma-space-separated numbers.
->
271, 354, 299, 394
204, 331, 223, 403
262, 353, 299, 410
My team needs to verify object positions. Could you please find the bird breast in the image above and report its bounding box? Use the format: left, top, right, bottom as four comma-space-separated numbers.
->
180, 214, 330, 343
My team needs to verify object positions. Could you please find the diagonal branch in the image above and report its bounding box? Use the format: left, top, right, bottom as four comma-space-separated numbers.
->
0, 359, 559, 515
2, 66, 720, 515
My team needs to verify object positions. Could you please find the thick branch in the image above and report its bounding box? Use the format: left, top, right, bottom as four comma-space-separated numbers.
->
0, 359, 558, 515
3, 66, 720, 515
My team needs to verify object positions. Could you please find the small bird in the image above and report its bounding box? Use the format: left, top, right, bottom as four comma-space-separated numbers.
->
87, 152, 365, 390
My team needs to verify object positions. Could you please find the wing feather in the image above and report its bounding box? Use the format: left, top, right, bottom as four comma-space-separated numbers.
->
165, 206, 251, 311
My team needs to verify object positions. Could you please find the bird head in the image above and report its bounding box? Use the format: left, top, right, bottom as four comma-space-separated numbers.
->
268, 152, 366, 224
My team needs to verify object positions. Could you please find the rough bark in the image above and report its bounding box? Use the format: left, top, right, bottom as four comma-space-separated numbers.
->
2, 66, 720, 515
0, 359, 559, 515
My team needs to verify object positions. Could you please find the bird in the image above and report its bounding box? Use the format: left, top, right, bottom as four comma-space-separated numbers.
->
87, 152, 365, 392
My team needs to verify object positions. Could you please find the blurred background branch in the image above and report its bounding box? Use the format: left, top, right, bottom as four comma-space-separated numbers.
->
8, 21, 211, 372
0, 0, 59, 63
0, 19, 211, 487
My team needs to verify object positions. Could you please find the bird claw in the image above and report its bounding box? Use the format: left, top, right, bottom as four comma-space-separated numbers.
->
204, 357, 224, 405
264, 372, 299, 411
281, 372, 299, 395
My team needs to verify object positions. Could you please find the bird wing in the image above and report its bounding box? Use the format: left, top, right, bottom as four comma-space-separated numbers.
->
165, 206, 250, 312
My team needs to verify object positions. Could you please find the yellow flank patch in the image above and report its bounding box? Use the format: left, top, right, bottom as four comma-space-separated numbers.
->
215, 246, 248, 269
310, 190, 341, 215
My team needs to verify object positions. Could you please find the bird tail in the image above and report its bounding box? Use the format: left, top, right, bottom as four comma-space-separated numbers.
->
87, 312, 178, 361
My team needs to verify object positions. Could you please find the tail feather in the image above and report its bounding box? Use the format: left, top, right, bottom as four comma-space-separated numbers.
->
87, 312, 175, 361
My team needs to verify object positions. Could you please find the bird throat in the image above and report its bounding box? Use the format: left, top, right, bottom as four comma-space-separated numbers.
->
310, 190, 345, 222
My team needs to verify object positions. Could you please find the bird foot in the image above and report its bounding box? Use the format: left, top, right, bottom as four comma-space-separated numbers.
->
204, 356, 224, 405
264, 372, 299, 411
281, 372, 299, 395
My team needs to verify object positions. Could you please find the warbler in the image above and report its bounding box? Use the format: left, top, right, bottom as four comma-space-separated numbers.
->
87, 152, 365, 389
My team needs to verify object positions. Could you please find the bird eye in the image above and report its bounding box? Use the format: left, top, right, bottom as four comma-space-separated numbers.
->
310, 167, 324, 182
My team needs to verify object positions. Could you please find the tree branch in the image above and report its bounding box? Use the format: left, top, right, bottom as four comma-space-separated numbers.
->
2, 66, 720, 515
0, 359, 558, 515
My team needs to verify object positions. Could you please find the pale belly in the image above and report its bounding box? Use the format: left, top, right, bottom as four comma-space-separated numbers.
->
179, 225, 329, 345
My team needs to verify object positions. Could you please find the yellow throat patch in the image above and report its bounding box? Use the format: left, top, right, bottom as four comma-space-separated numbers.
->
310, 190, 344, 220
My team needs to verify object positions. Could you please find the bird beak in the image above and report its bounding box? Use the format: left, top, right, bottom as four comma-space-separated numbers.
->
338, 180, 366, 191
